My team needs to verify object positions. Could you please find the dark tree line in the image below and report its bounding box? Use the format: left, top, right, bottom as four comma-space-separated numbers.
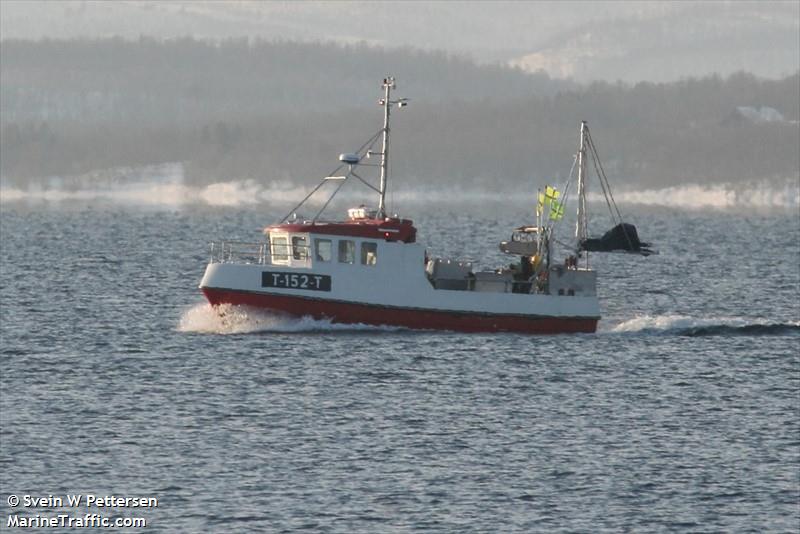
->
1, 38, 798, 190
1, 37, 566, 123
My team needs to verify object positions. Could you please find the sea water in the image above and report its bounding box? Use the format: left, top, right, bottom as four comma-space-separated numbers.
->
1, 199, 798, 532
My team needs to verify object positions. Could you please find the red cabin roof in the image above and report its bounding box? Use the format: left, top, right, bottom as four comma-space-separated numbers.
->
265, 218, 417, 243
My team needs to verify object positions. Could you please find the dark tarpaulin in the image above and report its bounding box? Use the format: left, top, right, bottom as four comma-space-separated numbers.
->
580, 223, 654, 255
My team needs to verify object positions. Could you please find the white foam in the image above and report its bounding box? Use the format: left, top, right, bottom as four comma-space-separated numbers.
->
610, 314, 799, 333
176, 302, 400, 334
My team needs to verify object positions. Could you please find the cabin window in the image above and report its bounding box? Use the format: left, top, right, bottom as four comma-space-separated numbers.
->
338, 240, 355, 264
271, 236, 289, 261
292, 236, 308, 260
361, 242, 378, 266
314, 238, 332, 262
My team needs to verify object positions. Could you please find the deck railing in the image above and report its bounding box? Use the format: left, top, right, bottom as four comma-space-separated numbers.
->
208, 241, 311, 265
209, 241, 269, 265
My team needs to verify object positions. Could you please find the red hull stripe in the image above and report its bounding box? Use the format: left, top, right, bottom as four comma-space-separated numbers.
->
201, 287, 599, 334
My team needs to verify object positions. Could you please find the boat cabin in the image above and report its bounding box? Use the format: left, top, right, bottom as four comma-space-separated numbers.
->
263, 213, 417, 269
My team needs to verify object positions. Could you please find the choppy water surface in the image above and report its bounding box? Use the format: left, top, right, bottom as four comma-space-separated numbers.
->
1, 200, 798, 532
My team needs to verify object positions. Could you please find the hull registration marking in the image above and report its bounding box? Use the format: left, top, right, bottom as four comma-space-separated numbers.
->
262, 271, 332, 291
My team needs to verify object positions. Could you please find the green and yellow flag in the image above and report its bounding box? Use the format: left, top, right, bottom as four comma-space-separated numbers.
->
537, 185, 563, 219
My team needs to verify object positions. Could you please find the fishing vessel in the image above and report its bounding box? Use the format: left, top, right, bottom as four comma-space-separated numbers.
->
199, 77, 652, 334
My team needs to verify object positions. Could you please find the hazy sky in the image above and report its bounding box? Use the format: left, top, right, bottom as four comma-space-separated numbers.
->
1, 1, 799, 81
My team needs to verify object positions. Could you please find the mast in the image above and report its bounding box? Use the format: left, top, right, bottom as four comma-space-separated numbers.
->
377, 77, 394, 218
575, 121, 589, 245
375, 76, 409, 219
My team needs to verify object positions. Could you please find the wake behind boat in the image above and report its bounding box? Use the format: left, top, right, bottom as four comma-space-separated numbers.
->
199, 77, 653, 334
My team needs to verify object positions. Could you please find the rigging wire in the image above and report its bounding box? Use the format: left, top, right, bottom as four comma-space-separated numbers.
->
586, 129, 625, 223
585, 133, 618, 225
354, 128, 385, 159
548, 154, 578, 240
585, 128, 636, 251
350, 171, 383, 194
279, 176, 338, 223
279, 127, 385, 223
312, 177, 348, 222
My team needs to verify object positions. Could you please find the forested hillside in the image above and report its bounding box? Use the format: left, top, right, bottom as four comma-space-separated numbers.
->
1, 38, 798, 191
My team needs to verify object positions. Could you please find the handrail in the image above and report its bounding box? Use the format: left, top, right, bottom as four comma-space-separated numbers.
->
209, 241, 269, 265
208, 241, 313, 265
